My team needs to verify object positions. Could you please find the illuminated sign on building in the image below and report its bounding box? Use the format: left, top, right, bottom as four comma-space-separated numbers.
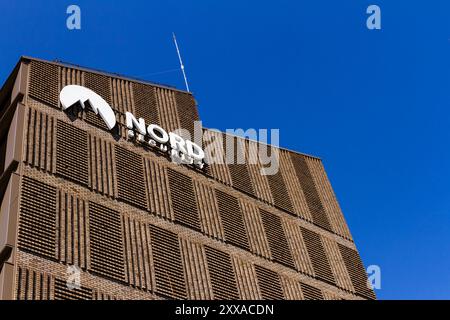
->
59, 85, 205, 169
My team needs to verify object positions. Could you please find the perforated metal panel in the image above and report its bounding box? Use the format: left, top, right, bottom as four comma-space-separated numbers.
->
132, 82, 159, 126
255, 265, 284, 300
54, 278, 92, 300
149, 225, 187, 299
174, 91, 199, 140
259, 209, 295, 269
18, 177, 56, 259
224, 135, 255, 196
115, 145, 147, 209
338, 244, 376, 299
300, 227, 335, 285
300, 282, 324, 300
266, 165, 295, 214
204, 246, 239, 300
167, 168, 201, 231
56, 120, 89, 185
28, 61, 59, 107
215, 189, 249, 251
88, 202, 125, 282
84, 72, 112, 105
291, 154, 332, 231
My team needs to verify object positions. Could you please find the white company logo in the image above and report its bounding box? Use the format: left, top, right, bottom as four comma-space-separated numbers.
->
60, 85, 117, 130
59, 85, 205, 169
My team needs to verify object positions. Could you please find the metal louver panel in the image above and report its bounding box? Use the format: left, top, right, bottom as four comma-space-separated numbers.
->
338, 244, 376, 299
174, 91, 199, 141
84, 72, 113, 130
88, 202, 125, 282
300, 282, 324, 300
224, 135, 255, 196
132, 82, 159, 126
291, 153, 332, 231
18, 177, 56, 259
115, 145, 147, 209
300, 227, 336, 285
28, 61, 59, 107
167, 168, 201, 231
259, 209, 295, 269
204, 246, 239, 300
84, 72, 112, 105
54, 278, 92, 300
149, 225, 187, 299
56, 120, 89, 185
266, 167, 295, 214
215, 189, 249, 251
254, 265, 284, 300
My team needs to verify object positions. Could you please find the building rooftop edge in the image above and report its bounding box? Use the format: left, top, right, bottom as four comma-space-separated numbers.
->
20, 55, 193, 95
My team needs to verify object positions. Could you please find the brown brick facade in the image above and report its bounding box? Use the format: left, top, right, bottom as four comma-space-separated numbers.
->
0, 57, 375, 300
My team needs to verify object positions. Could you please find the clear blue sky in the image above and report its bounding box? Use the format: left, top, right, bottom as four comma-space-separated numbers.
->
1, 1, 449, 300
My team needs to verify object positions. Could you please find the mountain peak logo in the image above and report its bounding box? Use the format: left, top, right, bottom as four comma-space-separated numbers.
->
59, 85, 117, 131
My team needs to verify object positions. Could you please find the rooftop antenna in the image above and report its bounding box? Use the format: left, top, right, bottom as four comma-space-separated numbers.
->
172, 32, 190, 92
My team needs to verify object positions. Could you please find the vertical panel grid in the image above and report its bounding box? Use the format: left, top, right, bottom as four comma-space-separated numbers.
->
15, 267, 54, 300
88, 202, 125, 282
155, 87, 181, 134
149, 225, 187, 299
56, 191, 88, 270
122, 215, 152, 291
193, 181, 224, 240
112, 78, 135, 137
88, 134, 116, 197
143, 159, 173, 220
25, 108, 55, 173
18, 177, 56, 259
204, 246, 239, 300
56, 120, 89, 185
167, 168, 201, 231
215, 189, 249, 251
232, 256, 260, 300
180, 238, 213, 299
